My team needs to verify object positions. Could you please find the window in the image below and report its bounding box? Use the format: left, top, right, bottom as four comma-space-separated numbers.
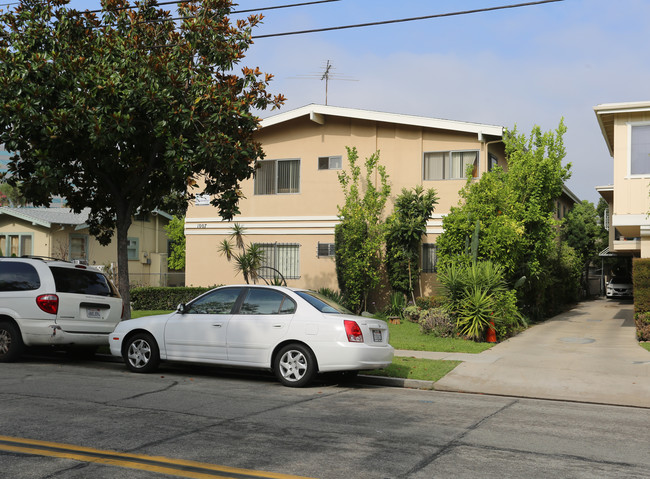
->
239, 288, 296, 315
50, 267, 116, 296
630, 124, 650, 176
127, 238, 139, 261
69, 235, 88, 263
0, 233, 32, 257
256, 243, 300, 279
0, 262, 40, 291
422, 244, 437, 273
254, 159, 300, 195
318, 155, 342, 170
187, 287, 243, 314
317, 242, 335, 257
488, 153, 498, 172
423, 150, 478, 180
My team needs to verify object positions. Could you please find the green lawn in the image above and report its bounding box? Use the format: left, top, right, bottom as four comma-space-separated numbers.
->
387, 319, 493, 353
131, 310, 173, 318
363, 357, 461, 383
641, 343, 650, 353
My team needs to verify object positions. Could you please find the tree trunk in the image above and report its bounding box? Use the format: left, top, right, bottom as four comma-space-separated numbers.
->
115, 210, 133, 320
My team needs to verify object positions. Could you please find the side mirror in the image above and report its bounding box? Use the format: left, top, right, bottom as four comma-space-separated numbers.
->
177, 303, 187, 314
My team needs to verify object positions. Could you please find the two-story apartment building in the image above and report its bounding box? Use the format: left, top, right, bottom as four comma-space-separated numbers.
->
595, 101, 650, 258
185, 104, 511, 295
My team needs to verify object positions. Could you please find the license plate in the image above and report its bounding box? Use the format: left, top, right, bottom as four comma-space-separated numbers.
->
372, 330, 382, 342
87, 308, 101, 319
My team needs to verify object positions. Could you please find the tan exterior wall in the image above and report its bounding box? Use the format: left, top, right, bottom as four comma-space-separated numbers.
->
0, 213, 171, 286
186, 114, 506, 296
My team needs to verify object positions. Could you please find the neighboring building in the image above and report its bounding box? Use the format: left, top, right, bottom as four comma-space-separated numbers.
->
0, 207, 181, 286
594, 101, 650, 258
185, 105, 502, 295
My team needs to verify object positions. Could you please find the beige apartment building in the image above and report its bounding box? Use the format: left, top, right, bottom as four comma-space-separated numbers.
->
595, 101, 650, 258
185, 104, 511, 295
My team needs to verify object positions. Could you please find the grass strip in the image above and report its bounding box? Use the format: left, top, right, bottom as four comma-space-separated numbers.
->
387, 320, 493, 353
363, 356, 461, 382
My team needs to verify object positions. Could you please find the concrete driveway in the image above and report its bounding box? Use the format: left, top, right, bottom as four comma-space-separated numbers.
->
414, 299, 650, 408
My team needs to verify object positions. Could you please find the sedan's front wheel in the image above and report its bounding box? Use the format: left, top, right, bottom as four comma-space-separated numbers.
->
124, 333, 160, 373
273, 344, 317, 387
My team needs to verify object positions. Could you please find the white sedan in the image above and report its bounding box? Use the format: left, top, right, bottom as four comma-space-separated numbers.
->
110, 285, 394, 387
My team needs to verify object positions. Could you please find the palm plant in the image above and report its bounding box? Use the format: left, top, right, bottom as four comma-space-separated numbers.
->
217, 224, 265, 284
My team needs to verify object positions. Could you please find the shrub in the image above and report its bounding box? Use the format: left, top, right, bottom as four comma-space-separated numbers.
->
130, 286, 218, 310
415, 296, 446, 309
403, 305, 422, 323
418, 307, 456, 337
635, 312, 650, 342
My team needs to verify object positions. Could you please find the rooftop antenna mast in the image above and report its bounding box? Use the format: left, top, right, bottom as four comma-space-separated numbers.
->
288, 60, 357, 105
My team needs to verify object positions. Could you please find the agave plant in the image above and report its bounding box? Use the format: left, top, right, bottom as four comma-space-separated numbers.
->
456, 286, 495, 340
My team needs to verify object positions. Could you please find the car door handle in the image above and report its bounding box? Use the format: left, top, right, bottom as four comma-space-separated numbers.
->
212, 323, 223, 327
273, 324, 284, 328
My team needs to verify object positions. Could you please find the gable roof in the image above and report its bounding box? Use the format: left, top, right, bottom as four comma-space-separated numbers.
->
260, 104, 504, 140
0, 207, 90, 229
0, 207, 172, 229
594, 101, 650, 156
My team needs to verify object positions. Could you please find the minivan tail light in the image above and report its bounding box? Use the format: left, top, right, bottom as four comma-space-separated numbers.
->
37, 294, 59, 315
344, 320, 363, 343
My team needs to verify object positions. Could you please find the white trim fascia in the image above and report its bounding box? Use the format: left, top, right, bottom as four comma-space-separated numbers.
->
187, 229, 336, 236
260, 104, 504, 139
185, 215, 340, 223
611, 214, 650, 227
594, 101, 650, 115
595, 185, 614, 192
0, 208, 51, 228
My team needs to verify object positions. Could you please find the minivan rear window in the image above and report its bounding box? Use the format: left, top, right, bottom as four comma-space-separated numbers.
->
0, 262, 41, 291
49, 266, 116, 297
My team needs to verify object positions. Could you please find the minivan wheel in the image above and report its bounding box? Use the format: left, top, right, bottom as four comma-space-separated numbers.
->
273, 344, 317, 387
0, 321, 24, 362
124, 333, 160, 373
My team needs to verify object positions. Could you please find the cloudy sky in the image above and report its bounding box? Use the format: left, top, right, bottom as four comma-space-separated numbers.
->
66, 0, 650, 203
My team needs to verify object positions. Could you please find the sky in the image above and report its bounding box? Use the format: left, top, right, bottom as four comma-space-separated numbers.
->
63, 0, 650, 204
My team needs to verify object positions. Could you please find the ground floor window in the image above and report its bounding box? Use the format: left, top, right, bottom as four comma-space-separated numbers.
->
0, 233, 33, 257
422, 243, 437, 273
256, 243, 300, 279
69, 235, 88, 262
317, 242, 335, 257
127, 237, 139, 261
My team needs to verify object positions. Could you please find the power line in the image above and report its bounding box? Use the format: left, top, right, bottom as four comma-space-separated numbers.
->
253, 0, 564, 39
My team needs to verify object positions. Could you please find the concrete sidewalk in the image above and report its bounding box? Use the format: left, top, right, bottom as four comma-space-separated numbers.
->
395, 299, 650, 408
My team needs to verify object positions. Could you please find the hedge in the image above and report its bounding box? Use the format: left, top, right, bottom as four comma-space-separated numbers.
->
130, 286, 220, 311
633, 259, 650, 341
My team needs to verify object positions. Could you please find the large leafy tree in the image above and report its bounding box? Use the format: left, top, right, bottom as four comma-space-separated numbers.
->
0, 0, 284, 315
335, 147, 390, 314
561, 200, 607, 280
436, 121, 571, 318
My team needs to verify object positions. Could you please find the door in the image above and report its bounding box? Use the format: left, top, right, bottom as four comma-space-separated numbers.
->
164, 287, 243, 362
226, 288, 296, 365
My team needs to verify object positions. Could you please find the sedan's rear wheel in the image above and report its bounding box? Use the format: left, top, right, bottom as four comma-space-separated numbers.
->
273, 344, 317, 387
124, 333, 160, 373
0, 321, 24, 363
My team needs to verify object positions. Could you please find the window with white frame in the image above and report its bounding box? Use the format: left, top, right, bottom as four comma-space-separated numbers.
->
0, 233, 32, 257
423, 150, 479, 180
422, 243, 437, 273
630, 123, 650, 176
256, 243, 300, 279
317, 242, 335, 257
127, 237, 139, 261
318, 155, 342, 170
254, 159, 300, 195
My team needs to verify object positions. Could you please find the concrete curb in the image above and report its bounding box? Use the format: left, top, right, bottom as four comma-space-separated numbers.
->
358, 374, 435, 390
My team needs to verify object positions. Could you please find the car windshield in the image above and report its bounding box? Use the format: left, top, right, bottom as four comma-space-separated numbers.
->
611, 276, 631, 284
296, 291, 352, 314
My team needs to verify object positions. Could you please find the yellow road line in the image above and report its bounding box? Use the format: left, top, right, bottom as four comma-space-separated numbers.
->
0, 435, 314, 479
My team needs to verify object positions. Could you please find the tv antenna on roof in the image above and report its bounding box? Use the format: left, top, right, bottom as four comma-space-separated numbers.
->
289, 60, 358, 105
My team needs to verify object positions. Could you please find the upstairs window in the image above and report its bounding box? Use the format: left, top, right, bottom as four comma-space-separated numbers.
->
424, 150, 478, 180
254, 159, 300, 195
318, 155, 342, 170
630, 124, 650, 176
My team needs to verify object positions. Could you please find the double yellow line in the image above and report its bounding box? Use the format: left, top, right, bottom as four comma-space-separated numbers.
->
0, 435, 313, 479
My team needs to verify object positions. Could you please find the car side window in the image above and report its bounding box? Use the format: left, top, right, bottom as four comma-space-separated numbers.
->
239, 289, 296, 315
186, 288, 242, 314
0, 262, 41, 291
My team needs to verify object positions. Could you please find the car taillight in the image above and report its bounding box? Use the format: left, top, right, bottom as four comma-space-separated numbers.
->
344, 320, 364, 343
36, 294, 59, 315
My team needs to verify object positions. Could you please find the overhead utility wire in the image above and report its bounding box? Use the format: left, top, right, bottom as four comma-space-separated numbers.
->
253, 0, 564, 39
